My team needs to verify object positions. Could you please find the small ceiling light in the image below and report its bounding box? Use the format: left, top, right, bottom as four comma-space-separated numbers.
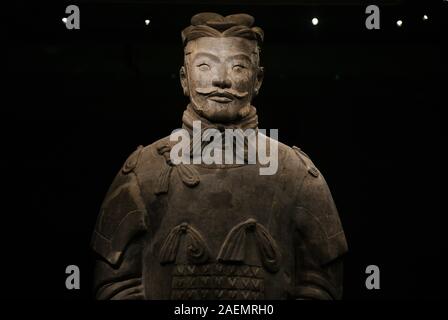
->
396, 20, 403, 27
145, 19, 150, 26
62, 17, 67, 24
423, 15, 429, 21
312, 17, 319, 26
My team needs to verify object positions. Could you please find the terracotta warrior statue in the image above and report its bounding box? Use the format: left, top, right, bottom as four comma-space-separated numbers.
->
91, 12, 348, 300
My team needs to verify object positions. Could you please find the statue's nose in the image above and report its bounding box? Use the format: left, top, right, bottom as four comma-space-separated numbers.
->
212, 67, 231, 89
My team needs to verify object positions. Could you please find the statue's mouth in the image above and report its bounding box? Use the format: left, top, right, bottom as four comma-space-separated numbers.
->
195, 88, 249, 103
208, 92, 234, 103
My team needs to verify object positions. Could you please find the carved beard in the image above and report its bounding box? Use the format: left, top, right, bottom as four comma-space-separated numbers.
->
189, 88, 253, 122
194, 87, 249, 99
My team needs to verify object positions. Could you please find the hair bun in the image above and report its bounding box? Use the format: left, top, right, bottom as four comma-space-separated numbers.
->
182, 12, 263, 47
191, 12, 255, 30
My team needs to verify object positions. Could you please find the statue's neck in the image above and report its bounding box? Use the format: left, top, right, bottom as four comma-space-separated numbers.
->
182, 104, 258, 132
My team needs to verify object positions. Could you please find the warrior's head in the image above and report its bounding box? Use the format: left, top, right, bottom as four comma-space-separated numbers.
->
180, 12, 264, 123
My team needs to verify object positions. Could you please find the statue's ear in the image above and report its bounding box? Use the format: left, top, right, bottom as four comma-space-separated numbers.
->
254, 66, 264, 96
180, 66, 189, 97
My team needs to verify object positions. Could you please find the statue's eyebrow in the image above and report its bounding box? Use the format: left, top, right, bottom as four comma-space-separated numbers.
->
192, 52, 220, 62
226, 53, 252, 63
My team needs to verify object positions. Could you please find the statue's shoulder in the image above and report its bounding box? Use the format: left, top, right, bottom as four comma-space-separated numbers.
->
288, 145, 321, 178
274, 140, 321, 180
120, 135, 171, 176
91, 136, 171, 265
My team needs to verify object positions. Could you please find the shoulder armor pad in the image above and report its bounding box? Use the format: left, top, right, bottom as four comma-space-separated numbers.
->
122, 145, 144, 174
92, 159, 148, 266
292, 146, 320, 178
293, 146, 348, 266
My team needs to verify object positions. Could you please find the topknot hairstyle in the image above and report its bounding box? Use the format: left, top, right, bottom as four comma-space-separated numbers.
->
181, 12, 264, 47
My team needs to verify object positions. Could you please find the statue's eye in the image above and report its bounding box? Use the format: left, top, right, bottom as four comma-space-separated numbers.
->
197, 63, 210, 71
233, 65, 246, 72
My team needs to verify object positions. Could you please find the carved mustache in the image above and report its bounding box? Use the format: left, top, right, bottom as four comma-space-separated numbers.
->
195, 87, 249, 99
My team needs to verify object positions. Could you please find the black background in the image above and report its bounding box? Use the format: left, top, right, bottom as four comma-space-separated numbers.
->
6, 0, 447, 300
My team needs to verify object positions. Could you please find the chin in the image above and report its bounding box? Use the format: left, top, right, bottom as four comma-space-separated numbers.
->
202, 104, 242, 123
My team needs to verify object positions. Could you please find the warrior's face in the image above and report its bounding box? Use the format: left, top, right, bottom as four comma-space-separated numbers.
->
181, 37, 264, 123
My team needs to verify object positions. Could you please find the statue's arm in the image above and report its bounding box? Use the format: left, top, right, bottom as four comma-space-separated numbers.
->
91, 170, 148, 300
292, 157, 348, 300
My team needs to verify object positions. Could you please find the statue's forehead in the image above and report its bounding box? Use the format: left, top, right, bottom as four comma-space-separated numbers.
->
185, 37, 257, 59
